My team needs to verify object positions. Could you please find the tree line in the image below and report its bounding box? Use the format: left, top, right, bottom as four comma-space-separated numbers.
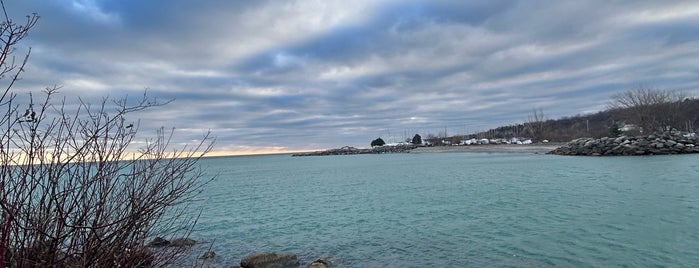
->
392, 87, 698, 146
473, 87, 698, 143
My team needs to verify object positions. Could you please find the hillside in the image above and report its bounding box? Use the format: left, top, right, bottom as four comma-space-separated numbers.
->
431, 98, 699, 144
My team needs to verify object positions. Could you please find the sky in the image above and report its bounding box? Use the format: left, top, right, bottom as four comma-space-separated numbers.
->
5, 0, 699, 155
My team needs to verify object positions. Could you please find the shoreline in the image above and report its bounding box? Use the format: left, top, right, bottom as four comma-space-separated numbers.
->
289, 143, 565, 157
410, 143, 564, 154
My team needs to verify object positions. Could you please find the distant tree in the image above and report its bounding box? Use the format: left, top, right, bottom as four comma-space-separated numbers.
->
450, 135, 463, 144
425, 133, 443, 146
524, 108, 546, 141
371, 137, 386, 147
609, 123, 623, 137
608, 86, 691, 132
411, 134, 422, 145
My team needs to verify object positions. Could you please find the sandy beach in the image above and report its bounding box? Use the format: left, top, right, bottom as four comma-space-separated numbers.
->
410, 143, 564, 154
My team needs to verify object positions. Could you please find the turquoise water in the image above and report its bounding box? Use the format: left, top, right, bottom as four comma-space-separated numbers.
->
190, 153, 699, 267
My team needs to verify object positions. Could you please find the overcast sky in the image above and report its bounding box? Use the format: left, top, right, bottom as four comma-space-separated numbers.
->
6, 1, 699, 154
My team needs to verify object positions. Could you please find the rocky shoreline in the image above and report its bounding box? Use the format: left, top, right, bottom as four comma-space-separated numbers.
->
292, 143, 569, 156
148, 237, 331, 268
291, 131, 699, 157
547, 130, 698, 156
292, 145, 417, 156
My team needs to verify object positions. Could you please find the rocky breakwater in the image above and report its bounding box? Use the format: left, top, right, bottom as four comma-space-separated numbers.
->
292, 145, 417, 156
548, 131, 699, 156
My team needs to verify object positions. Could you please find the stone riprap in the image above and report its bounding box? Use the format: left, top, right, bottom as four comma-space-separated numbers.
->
292, 145, 417, 156
548, 131, 698, 156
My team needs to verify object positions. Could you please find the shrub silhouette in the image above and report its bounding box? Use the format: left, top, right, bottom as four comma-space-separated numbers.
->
0, 2, 213, 266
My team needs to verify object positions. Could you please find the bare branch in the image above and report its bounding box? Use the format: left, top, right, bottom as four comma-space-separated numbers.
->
0, 2, 214, 267
608, 86, 691, 133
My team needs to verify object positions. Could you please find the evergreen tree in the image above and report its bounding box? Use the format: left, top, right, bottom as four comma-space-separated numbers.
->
411, 134, 422, 144
610, 123, 623, 137
371, 137, 386, 147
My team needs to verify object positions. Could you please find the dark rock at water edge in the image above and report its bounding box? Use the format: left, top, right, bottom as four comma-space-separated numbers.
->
200, 250, 216, 259
308, 258, 329, 268
146, 237, 170, 247
169, 237, 196, 247
548, 130, 698, 156
240, 252, 299, 268
292, 145, 418, 156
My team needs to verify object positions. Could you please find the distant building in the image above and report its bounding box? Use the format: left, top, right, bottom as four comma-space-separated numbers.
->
461, 138, 477, 145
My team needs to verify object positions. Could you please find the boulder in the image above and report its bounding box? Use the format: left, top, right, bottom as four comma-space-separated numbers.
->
240, 253, 299, 268
146, 237, 170, 247
308, 259, 329, 268
583, 140, 595, 148
169, 237, 196, 247
200, 250, 216, 259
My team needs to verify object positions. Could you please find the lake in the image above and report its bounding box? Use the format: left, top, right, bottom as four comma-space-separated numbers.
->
186, 152, 699, 267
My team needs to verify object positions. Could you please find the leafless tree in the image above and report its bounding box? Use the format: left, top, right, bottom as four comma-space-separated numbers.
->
424, 133, 441, 146
524, 108, 546, 141
0, 2, 213, 267
450, 135, 463, 145
608, 86, 691, 133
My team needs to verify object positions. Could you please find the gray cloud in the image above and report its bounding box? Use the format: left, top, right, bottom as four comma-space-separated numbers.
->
7, 0, 699, 153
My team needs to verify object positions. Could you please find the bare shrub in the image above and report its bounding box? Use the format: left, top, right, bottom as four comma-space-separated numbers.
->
0, 2, 213, 267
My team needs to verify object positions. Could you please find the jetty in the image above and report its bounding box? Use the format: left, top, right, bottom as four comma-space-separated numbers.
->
548, 130, 698, 156
292, 145, 417, 156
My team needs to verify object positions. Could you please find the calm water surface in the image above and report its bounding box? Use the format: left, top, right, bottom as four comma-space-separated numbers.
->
189, 152, 699, 267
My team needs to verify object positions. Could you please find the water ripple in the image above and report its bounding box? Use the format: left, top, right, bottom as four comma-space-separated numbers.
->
188, 153, 699, 267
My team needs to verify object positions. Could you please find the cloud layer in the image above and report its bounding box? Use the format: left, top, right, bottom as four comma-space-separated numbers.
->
7, 0, 699, 153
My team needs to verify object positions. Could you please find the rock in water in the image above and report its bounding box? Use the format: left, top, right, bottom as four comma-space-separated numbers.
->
240, 252, 299, 268
146, 237, 170, 247
169, 237, 196, 247
308, 259, 329, 268
200, 250, 216, 259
